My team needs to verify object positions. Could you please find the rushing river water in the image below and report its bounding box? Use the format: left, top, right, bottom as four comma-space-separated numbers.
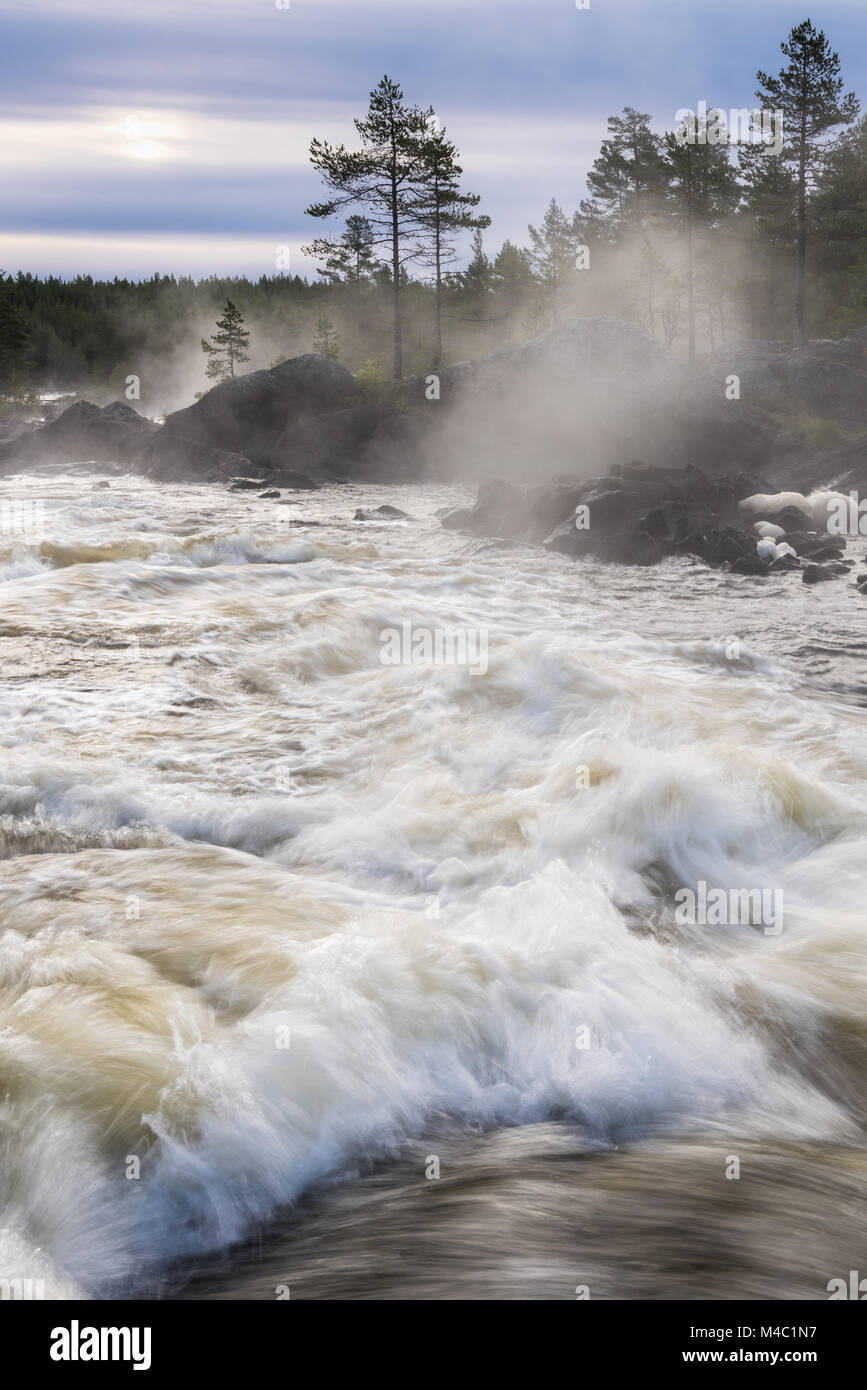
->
1, 469, 866, 1300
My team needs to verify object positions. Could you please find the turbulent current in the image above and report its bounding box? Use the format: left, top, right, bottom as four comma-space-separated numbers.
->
1, 471, 867, 1301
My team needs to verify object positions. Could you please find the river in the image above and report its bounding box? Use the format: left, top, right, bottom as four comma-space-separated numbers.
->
1, 470, 866, 1300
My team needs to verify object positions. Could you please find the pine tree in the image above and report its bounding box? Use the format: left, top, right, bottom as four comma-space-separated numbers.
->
306, 215, 378, 283
305, 76, 432, 380
630, 238, 670, 338
756, 19, 859, 338
201, 299, 250, 382
664, 113, 741, 364
414, 124, 489, 366
0, 272, 30, 388
811, 115, 867, 331
582, 108, 667, 236
490, 240, 535, 318
454, 228, 495, 317
737, 143, 798, 338
312, 314, 340, 361
527, 199, 581, 324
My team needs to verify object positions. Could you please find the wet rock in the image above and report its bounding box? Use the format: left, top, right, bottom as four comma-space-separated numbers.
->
131, 435, 251, 483
808, 544, 849, 562
162, 355, 356, 469
763, 505, 815, 531
354, 504, 413, 521
258, 489, 280, 499
452, 463, 778, 569
802, 564, 838, 584
0, 399, 155, 467
701, 524, 757, 566
441, 507, 476, 530
273, 404, 425, 482
732, 555, 772, 575
228, 477, 268, 491
604, 530, 663, 566
770, 552, 801, 572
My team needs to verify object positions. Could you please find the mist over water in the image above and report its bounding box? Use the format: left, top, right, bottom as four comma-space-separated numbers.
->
2, 471, 867, 1299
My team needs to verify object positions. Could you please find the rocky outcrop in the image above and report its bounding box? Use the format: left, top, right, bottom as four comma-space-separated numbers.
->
0, 400, 155, 468
0, 357, 423, 485
130, 435, 251, 482
441, 462, 799, 571
8, 321, 866, 491
272, 404, 427, 481
446, 463, 867, 580
161, 355, 357, 469
354, 504, 413, 521
704, 327, 867, 429
779, 432, 867, 496
406, 317, 786, 478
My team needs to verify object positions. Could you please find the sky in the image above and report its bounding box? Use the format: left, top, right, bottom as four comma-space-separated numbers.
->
0, 0, 864, 282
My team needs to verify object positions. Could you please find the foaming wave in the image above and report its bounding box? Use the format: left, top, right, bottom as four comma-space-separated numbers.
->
0, 843, 851, 1298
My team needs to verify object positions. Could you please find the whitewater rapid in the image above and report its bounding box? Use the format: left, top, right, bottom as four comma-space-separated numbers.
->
1, 472, 866, 1299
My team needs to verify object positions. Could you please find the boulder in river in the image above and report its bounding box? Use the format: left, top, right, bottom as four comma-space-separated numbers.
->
354, 504, 413, 521
0, 400, 155, 467
161, 355, 357, 469
802, 564, 838, 584
442, 462, 787, 570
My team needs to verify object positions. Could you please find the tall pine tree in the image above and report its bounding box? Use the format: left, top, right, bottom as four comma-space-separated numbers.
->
305, 76, 432, 379
414, 124, 489, 366
756, 19, 859, 338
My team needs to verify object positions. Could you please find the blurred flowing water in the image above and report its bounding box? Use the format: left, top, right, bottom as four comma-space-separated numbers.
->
1, 471, 866, 1300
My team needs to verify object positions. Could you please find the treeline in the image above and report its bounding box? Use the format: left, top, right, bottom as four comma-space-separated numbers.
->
0, 18, 864, 400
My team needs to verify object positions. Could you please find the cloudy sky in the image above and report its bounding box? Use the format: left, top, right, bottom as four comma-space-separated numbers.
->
1, 0, 864, 281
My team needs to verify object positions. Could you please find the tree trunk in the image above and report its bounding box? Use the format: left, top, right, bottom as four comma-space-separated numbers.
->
389, 116, 402, 382
392, 192, 402, 381
796, 57, 808, 341
433, 201, 442, 369
796, 106, 808, 341
686, 193, 696, 367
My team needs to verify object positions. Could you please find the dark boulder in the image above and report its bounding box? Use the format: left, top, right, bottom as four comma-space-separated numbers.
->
699, 524, 757, 566
732, 555, 771, 576
808, 544, 849, 562
273, 404, 426, 481
604, 530, 663, 566
763, 505, 815, 531
228, 477, 268, 491
544, 515, 596, 557
448, 462, 780, 570
130, 434, 251, 482
770, 552, 801, 572
354, 504, 413, 521
162, 355, 356, 469
258, 489, 281, 499
0, 399, 155, 467
802, 564, 838, 584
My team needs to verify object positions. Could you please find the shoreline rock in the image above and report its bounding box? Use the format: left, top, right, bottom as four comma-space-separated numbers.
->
441, 461, 857, 578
